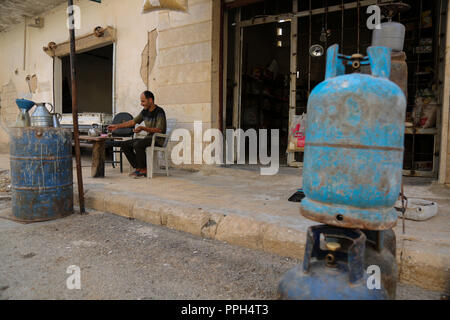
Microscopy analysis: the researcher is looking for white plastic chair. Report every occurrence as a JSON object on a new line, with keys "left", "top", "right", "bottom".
{"left": 145, "top": 118, "right": 177, "bottom": 179}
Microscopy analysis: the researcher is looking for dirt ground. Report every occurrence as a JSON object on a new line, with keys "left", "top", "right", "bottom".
{"left": 0, "top": 199, "right": 443, "bottom": 300}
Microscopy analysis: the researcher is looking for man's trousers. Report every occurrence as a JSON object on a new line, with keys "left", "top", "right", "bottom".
{"left": 121, "top": 137, "right": 161, "bottom": 169}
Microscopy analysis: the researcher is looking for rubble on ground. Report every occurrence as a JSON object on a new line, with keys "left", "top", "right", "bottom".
{"left": 0, "top": 170, "right": 11, "bottom": 193}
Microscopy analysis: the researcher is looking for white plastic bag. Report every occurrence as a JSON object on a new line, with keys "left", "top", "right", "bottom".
{"left": 395, "top": 198, "right": 438, "bottom": 221}
{"left": 142, "top": 0, "right": 187, "bottom": 13}
{"left": 413, "top": 94, "right": 437, "bottom": 128}
{"left": 287, "top": 114, "right": 306, "bottom": 152}
{"left": 420, "top": 103, "right": 437, "bottom": 128}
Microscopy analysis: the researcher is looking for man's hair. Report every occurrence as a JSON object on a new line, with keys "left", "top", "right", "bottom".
{"left": 142, "top": 90, "right": 155, "bottom": 101}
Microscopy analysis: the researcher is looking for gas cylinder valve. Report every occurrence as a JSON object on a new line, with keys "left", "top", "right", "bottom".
{"left": 350, "top": 53, "right": 365, "bottom": 69}
{"left": 325, "top": 242, "right": 341, "bottom": 267}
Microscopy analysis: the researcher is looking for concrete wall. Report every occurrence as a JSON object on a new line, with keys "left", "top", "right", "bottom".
{"left": 150, "top": 0, "right": 213, "bottom": 132}
{"left": 445, "top": 42, "right": 450, "bottom": 185}
{"left": 0, "top": 0, "right": 215, "bottom": 149}
{"left": 440, "top": 4, "right": 450, "bottom": 184}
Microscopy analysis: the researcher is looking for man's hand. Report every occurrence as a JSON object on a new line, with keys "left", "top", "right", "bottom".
{"left": 133, "top": 126, "right": 146, "bottom": 133}
{"left": 107, "top": 124, "right": 119, "bottom": 132}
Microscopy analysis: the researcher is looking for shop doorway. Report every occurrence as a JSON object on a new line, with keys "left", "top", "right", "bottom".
{"left": 239, "top": 22, "right": 291, "bottom": 164}
{"left": 224, "top": 0, "right": 447, "bottom": 177}
{"left": 58, "top": 44, "right": 114, "bottom": 115}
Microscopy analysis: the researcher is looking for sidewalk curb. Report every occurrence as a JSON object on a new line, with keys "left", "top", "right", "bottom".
{"left": 76, "top": 189, "right": 307, "bottom": 261}
{"left": 75, "top": 190, "right": 449, "bottom": 292}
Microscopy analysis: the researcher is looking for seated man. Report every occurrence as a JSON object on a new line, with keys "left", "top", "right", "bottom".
{"left": 107, "top": 91, "right": 166, "bottom": 178}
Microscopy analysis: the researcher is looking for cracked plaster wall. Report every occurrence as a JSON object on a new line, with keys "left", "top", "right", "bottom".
{"left": 0, "top": 0, "right": 214, "bottom": 148}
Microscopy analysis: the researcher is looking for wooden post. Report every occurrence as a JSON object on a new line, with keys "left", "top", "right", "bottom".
{"left": 68, "top": 0, "right": 85, "bottom": 213}
{"left": 232, "top": 8, "right": 242, "bottom": 132}
{"left": 91, "top": 141, "right": 106, "bottom": 178}
{"left": 288, "top": 0, "right": 299, "bottom": 166}
{"left": 222, "top": 10, "right": 228, "bottom": 134}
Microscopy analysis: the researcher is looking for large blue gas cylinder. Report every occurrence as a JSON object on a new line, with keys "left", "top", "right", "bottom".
{"left": 278, "top": 225, "right": 388, "bottom": 300}
{"left": 301, "top": 45, "right": 406, "bottom": 230}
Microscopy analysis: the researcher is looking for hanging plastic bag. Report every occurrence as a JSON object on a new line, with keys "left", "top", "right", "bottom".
{"left": 413, "top": 94, "right": 437, "bottom": 129}
{"left": 287, "top": 114, "right": 307, "bottom": 152}
{"left": 420, "top": 103, "right": 437, "bottom": 128}
{"left": 142, "top": 0, "right": 187, "bottom": 13}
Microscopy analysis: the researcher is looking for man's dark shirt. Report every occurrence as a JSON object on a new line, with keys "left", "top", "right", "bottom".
{"left": 133, "top": 105, "right": 167, "bottom": 144}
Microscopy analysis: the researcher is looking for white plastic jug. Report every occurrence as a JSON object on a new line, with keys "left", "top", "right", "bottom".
{"left": 372, "top": 22, "right": 405, "bottom": 52}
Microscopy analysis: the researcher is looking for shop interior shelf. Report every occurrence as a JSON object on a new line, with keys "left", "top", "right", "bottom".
{"left": 404, "top": 127, "right": 438, "bottom": 135}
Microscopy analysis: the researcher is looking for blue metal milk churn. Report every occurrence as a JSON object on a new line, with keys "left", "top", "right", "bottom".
{"left": 10, "top": 127, "right": 73, "bottom": 222}
{"left": 300, "top": 45, "right": 407, "bottom": 230}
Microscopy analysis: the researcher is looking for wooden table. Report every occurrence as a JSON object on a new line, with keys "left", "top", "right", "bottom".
{"left": 78, "top": 135, "right": 122, "bottom": 178}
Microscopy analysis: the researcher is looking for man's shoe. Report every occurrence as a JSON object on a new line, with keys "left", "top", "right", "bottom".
{"left": 129, "top": 170, "right": 139, "bottom": 177}
{"left": 134, "top": 171, "right": 147, "bottom": 178}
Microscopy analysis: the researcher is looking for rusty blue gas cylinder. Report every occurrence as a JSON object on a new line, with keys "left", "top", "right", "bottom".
{"left": 300, "top": 45, "right": 406, "bottom": 230}
{"left": 9, "top": 127, "right": 73, "bottom": 221}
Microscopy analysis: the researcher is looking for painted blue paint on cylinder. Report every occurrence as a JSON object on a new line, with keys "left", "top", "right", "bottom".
{"left": 278, "top": 225, "right": 389, "bottom": 300}
{"left": 278, "top": 262, "right": 387, "bottom": 300}
{"left": 301, "top": 45, "right": 406, "bottom": 230}
{"left": 9, "top": 127, "right": 73, "bottom": 221}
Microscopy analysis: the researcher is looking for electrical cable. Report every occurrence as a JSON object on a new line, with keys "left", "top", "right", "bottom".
{"left": 308, "top": 0, "right": 312, "bottom": 96}
{"left": 52, "top": 57, "right": 55, "bottom": 107}
{"left": 325, "top": 0, "right": 328, "bottom": 49}
{"left": 357, "top": 0, "right": 360, "bottom": 53}
{"left": 341, "top": 0, "right": 344, "bottom": 51}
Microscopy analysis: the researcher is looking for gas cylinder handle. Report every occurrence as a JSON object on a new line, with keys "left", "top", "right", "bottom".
{"left": 367, "top": 46, "right": 392, "bottom": 79}
{"left": 325, "top": 45, "right": 391, "bottom": 80}
{"left": 325, "top": 45, "right": 345, "bottom": 80}
{"left": 325, "top": 45, "right": 369, "bottom": 79}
